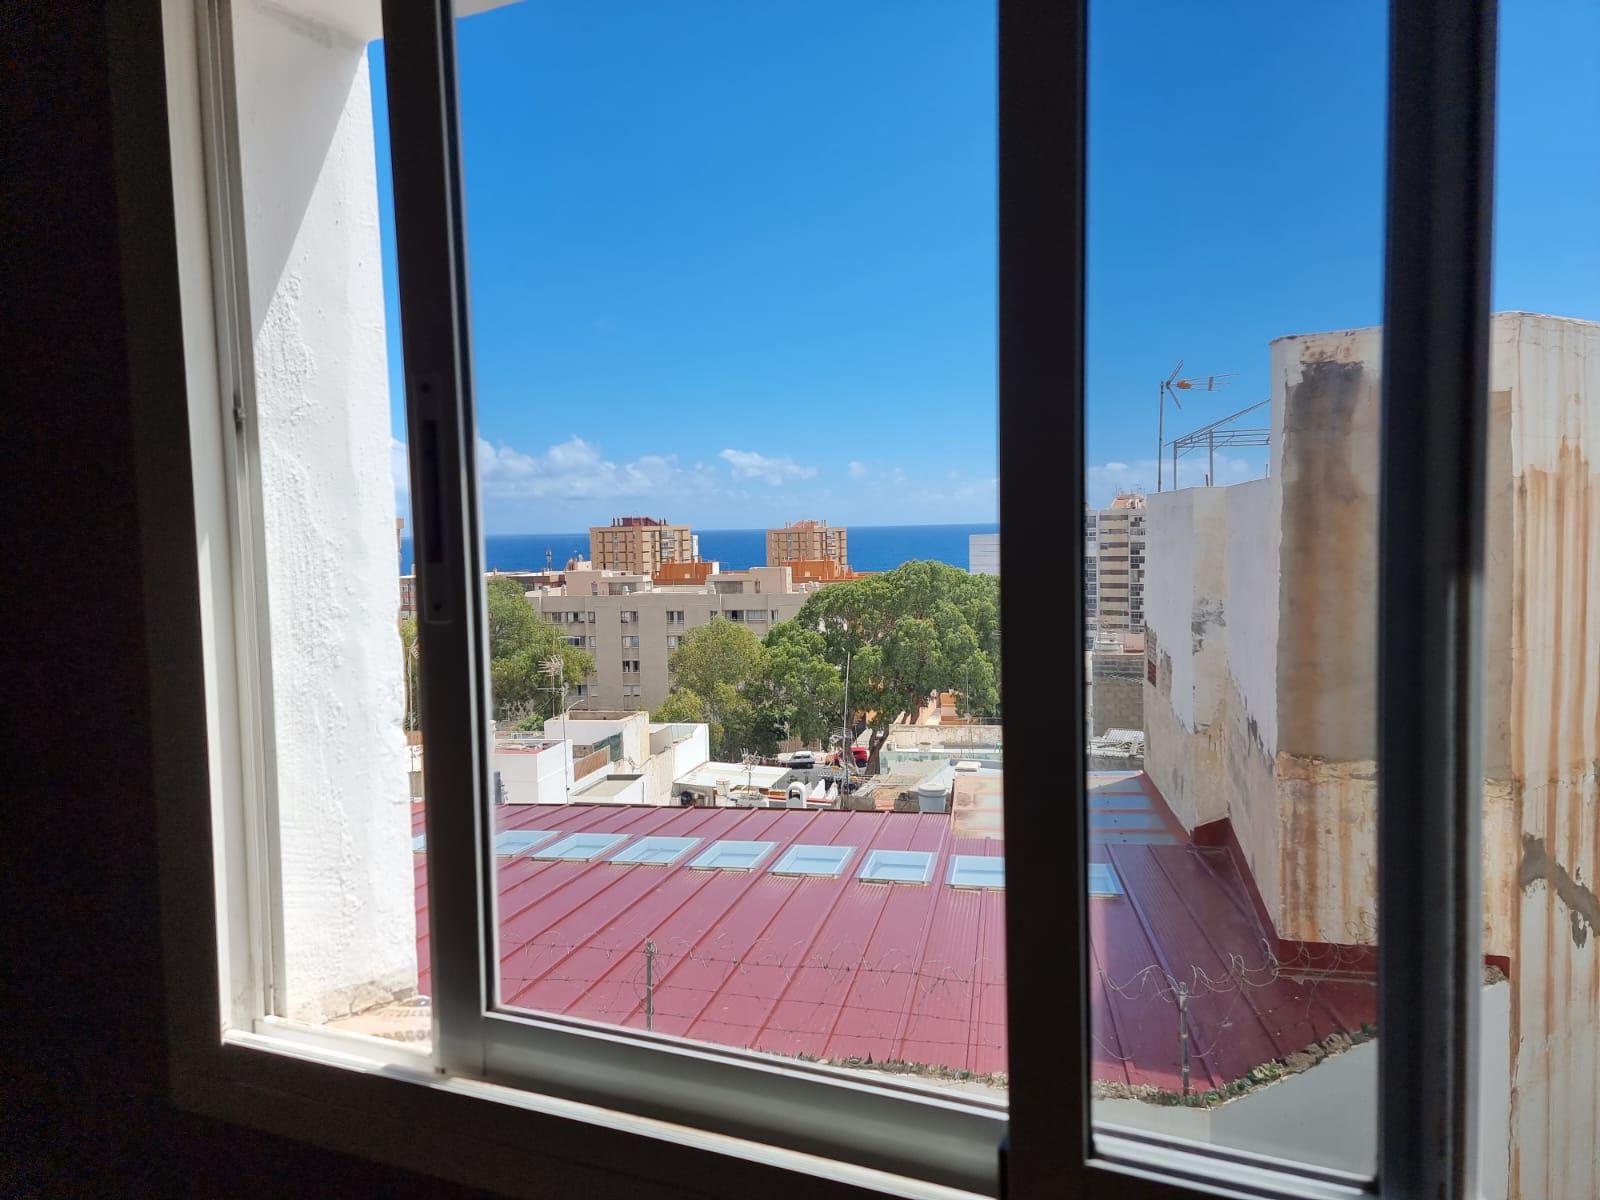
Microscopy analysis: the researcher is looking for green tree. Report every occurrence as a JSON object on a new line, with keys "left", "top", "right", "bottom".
{"left": 484, "top": 575, "right": 593, "bottom": 724}
{"left": 791, "top": 560, "right": 1000, "bottom": 771}
{"left": 754, "top": 621, "right": 844, "bottom": 749}
{"left": 403, "top": 578, "right": 595, "bottom": 729}
{"left": 651, "top": 620, "right": 769, "bottom": 759}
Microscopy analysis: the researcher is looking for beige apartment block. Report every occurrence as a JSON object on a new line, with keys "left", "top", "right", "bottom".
{"left": 589, "top": 516, "right": 696, "bottom": 573}
{"left": 532, "top": 564, "right": 813, "bottom": 712}
{"left": 766, "top": 520, "right": 848, "bottom": 568}
{"left": 1143, "top": 313, "right": 1600, "bottom": 1200}
{"left": 1089, "top": 493, "right": 1147, "bottom": 632}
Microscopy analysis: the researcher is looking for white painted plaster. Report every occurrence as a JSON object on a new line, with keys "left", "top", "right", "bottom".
{"left": 232, "top": 0, "right": 414, "bottom": 1022}
{"left": 493, "top": 740, "right": 574, "bottom": 806}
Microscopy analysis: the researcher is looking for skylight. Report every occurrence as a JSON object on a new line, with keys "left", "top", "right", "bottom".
{"left": 1088, "top": 862, "right": 1125, "bottom": 897}
{"left": 688, "top": 840, "right": 776, "bottom": 870}
{"left": 948, "top": 855, "right": 1005, "bottom": 889}
{"left": 770, "top": 844, "right": 855, "bottom": 877}
{"left": 609, "top": 836, "right": 701, "bottom": 865}
{"left": 495, "top": 830, "right": 559, "bottom": 857}
{"left": 533, "top": 832, "right": 628, "bottom": 861}
{"left": 858, "top": 849, "right": 935, "bottom": 884}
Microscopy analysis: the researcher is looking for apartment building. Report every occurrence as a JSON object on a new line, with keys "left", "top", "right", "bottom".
{"left": 1089, "top": 492, "right": 1147, "bottom": 631}
{"left": 533, "top": 563, "right": 814, "bottom": 711}
{"left": 766, "top": 519, "right": 848, "bottom": 569}
{"left": 968, "top": 531, "right": 999, "bottom": 576}
{"left": 399, "top": 568, "right": 564, "bottom": 622}
{"left": 589, "top": 515, "right": 697, "bottom": 572}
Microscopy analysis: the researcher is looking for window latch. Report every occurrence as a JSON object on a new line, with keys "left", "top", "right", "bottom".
{"left": 232, "top": 389, "right": 246, "bottom": 431}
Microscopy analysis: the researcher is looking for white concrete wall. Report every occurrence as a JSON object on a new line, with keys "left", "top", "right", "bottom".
{"left": 545, "top": 712, "right": 650, "bottom": 769}
{"left": 493, "top": 742, "right": 573, "bottom": 806}
{"left": 233, "top": 0, "right": 415, "bottom": 1023}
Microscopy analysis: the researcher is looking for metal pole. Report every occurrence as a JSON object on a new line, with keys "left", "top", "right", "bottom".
{"left": 843, "top": 651, "right": 851, "bottom": 780}
{"left": 1177, "top": 982, "right": 1190, "bottom": 1097}
{"left": 1156, "top": 382, "right": 1163, "bottom": 492}
{"left": 644, "top": 939, "right": 656, "bottom": 1031}
{"left": 1208, "top": 428, "right": 1215, "bottom": 486}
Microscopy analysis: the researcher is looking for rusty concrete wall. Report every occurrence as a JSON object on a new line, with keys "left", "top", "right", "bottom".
{"left": 1267, "top": 330, "right": 1382, "bottom": 943}
{"left": 1491, "top": 314, "right": 1600, "bottom": 1200}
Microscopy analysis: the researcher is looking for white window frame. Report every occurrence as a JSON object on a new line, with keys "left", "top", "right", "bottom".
{"left": 148, "top": 1, "right": 1499, "bottom": 1199}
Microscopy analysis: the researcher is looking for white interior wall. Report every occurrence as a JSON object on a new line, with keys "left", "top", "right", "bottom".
{"left": 233, "top": 0, "right": 415, "bottom": 1023}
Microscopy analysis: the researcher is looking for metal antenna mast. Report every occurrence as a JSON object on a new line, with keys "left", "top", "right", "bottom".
{"left": 1156, "top": 362, "right": 1233, "bottom": 491}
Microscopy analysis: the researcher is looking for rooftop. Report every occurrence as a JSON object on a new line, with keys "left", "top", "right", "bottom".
{"left": 410, "top": 773, "right": 1377, "bottom": 1094}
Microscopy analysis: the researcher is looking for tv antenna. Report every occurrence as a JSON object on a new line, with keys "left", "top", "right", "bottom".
{"left": 1157, "top": 362, "right": 1233, "bottom": 491}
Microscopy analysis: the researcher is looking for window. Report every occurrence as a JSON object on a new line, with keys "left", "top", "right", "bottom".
{"left": 688, "top": 841, "right": 776, "bottom": 871}
{"left": 770, "top": 844, "right": 855, "bottom": 877}
{"left": 496, "top": 830, "right": 561, "bottom": 857}
{"left": 666, "top": 610, "right": 684, "bottom": 624}
{"left": 1085, "top": 862, "right": 1122, "bottom": 897}
{"left": 620, "top": 635, "right": 639, "bottom": 649}
{"left": 621, "top": 660, "right": 640, "bottom": 674}
{"left": 725, "top": 610, "right": 744, "bottom": 621}
{"left": 666, "top": 636, "right": 680, "bottom": 650}
{"left": 949, "top": 855, "right": 1005, "bottom": 889}
{"left": 610, "top": 836, "right": 701, "bottom": 866}
{"left": 858, "top": 850, "right": 935, "bottom": 884}
{"left": 533, "top": 833, "right": 628, "bottom": 862}
{"left": 151, "top": 0, "right": 1508, "bottom": 1197}
{"left": 619, "top": 610, "right": 638, "bottom": 623}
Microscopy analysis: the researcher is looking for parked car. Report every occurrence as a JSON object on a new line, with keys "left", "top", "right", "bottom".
{"left": 825, "top": 747, "right": 870, "bottom": 767}
{"left": 785, "top": 751, "right": 816, "bottom": 770}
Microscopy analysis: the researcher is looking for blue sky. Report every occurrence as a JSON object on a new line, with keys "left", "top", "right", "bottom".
{"left": 374, "top": 2, "right": 1599, "bottom": 533}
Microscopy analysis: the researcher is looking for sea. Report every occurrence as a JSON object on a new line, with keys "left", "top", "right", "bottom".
{"left": 398, "top": 523, "right": 999, "bottom": 577}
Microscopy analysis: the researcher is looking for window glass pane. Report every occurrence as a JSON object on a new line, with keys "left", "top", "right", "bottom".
{"left": 1478, "top": 6, "right": 1600, "bottom": 1198}
{"left": 409, "top": 0, "right": 1006, "bottom": 1100}
{"left": 1087, "top": 0, "right": 1386, "bottom": 1172}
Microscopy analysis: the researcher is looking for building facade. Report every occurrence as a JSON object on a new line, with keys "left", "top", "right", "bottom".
{"left": 968, "top": 531, "right": 999, "bottom": 576}
{"left": 532, "top": 564, "right": 813, "bottom": 712}
{"left": 1142, "top": 314, "right": 1600, "bottom": 1200}
{"left": 589, "top": 516, "right": 697, "bottom": 572}
{"left": 767, "top": 520, "right": 848, "bottom": 568}
{"left": 1089, "top": 493, "right": 1147, "bottom": 631}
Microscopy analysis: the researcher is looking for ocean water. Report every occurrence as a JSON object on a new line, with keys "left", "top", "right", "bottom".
{"left": 399, "top": 523, "right": 998, "bottom": 576}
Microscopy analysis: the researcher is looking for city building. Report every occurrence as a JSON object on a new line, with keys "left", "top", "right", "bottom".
{"left": 1142, "top": 313, "right": 1599, "bottom": 1199}
{"left": 1089, "top": 493, "right": 1147, "bottom": 631}
{"left": 400, "top": 567, "right": 564, "bottom": 623}
{"left": 767, "top": 519, "right": 848, "bottom": 569}
{"left": 589, "top": 516, "right": 697, "bottom": 572}
{"left": 1083, "top": 510, "right": 1097, "bottom": 627}
{"left": 1089, "top": 629, "right": 1145, "bottom": 737}
{"left": 531, "top": 564, "right": 815, "bottom": 712}
{"left": 968, "top": 531, "right": 999, "bottom": 576}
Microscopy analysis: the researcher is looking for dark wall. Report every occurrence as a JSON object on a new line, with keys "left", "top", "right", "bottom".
{"left": 1, "top": 6, "right": 488, "bottom": 1196}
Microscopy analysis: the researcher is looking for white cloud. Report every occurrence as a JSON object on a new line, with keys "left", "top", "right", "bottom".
{"left": 471, "top": 435, "right": 717, "bottom": 501}
{"left": 718, "top": 447, "right": 818, "bottom": 483}
{"left": 1086, "top": 453, "right": 1265, "bottom": 507}
{"left": 848, "top": 460, "right": 868, "bottom": 480}
{"left": 391, "top": 437, "right": 410, "bottom": 495}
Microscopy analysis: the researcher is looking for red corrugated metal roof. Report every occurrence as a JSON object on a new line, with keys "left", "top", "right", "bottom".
{"left": 410, "top": 772, "right": 1375, "bottom": 1091}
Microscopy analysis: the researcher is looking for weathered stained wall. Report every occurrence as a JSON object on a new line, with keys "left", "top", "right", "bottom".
{"left": 1269, "top": 331, "right": 1381, "bottom": 944}
{"left": 1143, "top": 488, "right": 1230, "bottom": 830}
{"left": 1090, "top": 651, "right": 1145, "bottom": 735}
{"left": 1491, "top": 314, "right": 1600, "bottom": 1200}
